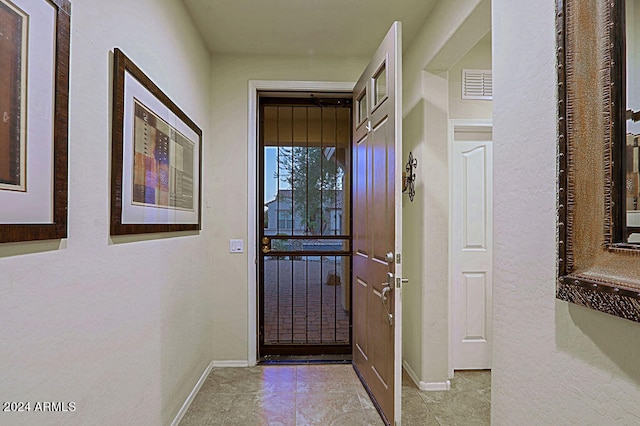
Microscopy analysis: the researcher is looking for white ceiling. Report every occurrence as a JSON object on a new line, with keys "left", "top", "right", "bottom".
{"left": 181, "top": 0, "right": 439, "bottom": 57}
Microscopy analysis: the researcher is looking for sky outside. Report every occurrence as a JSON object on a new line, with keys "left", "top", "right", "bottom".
{"left": 264, "top": 147, "right": 289, "bottom": 203}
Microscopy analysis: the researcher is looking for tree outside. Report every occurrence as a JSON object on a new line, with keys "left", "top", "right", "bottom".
{"left": 276, "top": 146, "right": 343, "bottom": 236}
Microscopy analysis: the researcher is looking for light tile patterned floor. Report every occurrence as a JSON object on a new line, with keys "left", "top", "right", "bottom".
{"left": 401, "top": 370, "right": 491, "bottom": 425}
{"left": 180, "top": 365, "right": 490, "bottom": 425}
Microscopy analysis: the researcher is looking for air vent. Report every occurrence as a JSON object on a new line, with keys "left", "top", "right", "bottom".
{"left": 462, "top": 69, "right": 493, "bottom": 100}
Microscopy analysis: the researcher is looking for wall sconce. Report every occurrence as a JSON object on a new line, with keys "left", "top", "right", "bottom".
{"left": 402, "top": 151, "right": 417, "bottom": 202}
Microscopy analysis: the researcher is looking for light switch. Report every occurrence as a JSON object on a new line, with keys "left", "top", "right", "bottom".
{"left": 229, "top": 239, "right": 244, "bottom": 253}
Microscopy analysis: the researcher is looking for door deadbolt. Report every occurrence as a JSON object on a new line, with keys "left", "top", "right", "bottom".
{"left": 261, "top": 237, "right": 271, "bottom": 254}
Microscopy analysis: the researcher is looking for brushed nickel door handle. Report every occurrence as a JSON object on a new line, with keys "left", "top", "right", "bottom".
{"left": 381, "top": 272, "right": 394, "bottom": 325}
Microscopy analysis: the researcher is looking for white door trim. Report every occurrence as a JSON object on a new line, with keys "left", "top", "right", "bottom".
{"left": 247, "top": 80, "right": 354, "bottom": 365}
{"left": 447, "top": 118, "right": 492, "bottom": 378}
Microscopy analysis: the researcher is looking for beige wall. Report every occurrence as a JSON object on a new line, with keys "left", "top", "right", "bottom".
{"left": 448, "top": 35, "right": 492, "bottom": 120}
{"left": 208, "top": 54, "right": 368, "bottom": 361}
{"left": 401, "top": 97, "right": 427, "bottom": 382}
{"left": 5, "top": 1, "right": 638, "bottom": 423}
{"left": 0, "top": 0, "right": 212, "bottom": 424}
{"left": 492, "top": 0, "right": 640, "bottom": 422}
{"left": 402, "top": 0, "right": 491, "bottom": 388}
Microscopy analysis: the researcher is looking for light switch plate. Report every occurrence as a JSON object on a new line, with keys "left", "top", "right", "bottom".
{"left": 229, "top": 239, "right": 244, "bottom": 253}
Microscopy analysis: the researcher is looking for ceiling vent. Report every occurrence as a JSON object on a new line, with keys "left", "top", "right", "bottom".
{"left": 462, "top": 69, "right": 493, "bottom": 100}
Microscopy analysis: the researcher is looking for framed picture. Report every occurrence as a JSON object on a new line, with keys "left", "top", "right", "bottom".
{"left": 0, "top": 0, "right": 70, "bottom": 243}
{"left": 111, "top": 48, "right": 202, "bottom": 235}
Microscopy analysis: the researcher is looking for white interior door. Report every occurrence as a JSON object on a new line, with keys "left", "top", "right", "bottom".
{"left": 451, "top": 124, "right": 493, "bottom": 370}
{"left": 352, "top": 22, "right": 402, "bottom": 425}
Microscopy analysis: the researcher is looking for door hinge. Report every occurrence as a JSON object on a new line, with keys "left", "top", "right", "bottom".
{"left": 396, "top": 253, "right": 401, "bottom": 264}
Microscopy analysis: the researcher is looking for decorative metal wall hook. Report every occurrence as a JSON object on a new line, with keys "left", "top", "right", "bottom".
{"left": 402, "top": 151, "right": 418, "bottom": 202}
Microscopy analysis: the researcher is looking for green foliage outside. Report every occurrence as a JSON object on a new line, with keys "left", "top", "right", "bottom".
{"left": 276, "top": 146, "right": 343, "bottom": 235}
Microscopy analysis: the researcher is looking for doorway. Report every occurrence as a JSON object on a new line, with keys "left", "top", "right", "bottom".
{"left": 257, "top": 94, "right": 353, "bottom": 360}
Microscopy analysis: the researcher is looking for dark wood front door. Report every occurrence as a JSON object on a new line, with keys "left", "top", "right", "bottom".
{"left": 352, "top": 22, "right": 403, "bottom": 425}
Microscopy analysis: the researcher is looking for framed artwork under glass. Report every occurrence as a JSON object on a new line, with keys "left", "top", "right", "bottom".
{"left": 110, "top": 48, "right": 202, "bottom": 235}
{"left": 0, "top": 0, "right": 70, "bottom": 243}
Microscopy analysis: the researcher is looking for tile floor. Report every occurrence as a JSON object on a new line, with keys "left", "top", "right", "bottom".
{"left": 179, "top": 365, "right": 490, "bottom": 425}
{"left": 401, "top": 369, "right": 491, "bottom": 425}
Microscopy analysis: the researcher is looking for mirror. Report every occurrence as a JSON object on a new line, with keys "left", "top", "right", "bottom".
{"left": 557, "top": 0, "right": 640, "bottom": 323}
{"left": 626, "top": 0, "right": 640, "bottom": 242}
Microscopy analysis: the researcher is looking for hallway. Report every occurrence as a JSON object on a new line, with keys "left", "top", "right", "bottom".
{"left": 179, "top": 365, "right": 490, "bottom": 425}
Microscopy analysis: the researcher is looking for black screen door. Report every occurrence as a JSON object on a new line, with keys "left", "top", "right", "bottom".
{"left": 258, "top": 95, "right": 352, "bottom": 358}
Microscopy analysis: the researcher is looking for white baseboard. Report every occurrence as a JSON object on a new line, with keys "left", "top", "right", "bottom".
{"left": 402, "top": 360, "right": 421, "bottom": 387}
{"left": 402, "top": 360, "right": 451, "bottom": 392}
{"left": 421, "top": 381, "right": 451, "bottom": 391}
{"left": 212, "top": 360, "right": 250, "bottom": 368}
{"left": 171, "top": 361, "right": 214, "bottom": 426}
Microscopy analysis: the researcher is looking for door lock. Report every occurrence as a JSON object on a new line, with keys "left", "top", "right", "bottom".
{"left": 386, "top": 252, "right": 394, "bottom": 263}
{"left": 261, "top": 237, "right": 271, "bottom": 254}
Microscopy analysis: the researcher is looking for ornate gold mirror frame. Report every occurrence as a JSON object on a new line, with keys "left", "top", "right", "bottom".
{"left": 557, "top": 0, "right": 640, "bottom": 322}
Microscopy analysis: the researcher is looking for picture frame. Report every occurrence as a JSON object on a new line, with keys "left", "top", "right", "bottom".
{"left": 557, "top": 0, "right": 640, "bottom": 322}
{"left": 0, "top": 0, "right": 70, "bottom": 244}
{"left": 111, "top": 48, "right": 202, "bottom": 235}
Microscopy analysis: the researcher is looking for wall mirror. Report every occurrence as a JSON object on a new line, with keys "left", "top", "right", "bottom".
{"left": 625, "top": 0, "right": 640, "bottom": 243}
{"left": 557, "top": 0, "right": 640, "bottom": 322}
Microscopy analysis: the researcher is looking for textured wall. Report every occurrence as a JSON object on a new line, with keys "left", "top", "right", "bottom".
{"left": 402, "top": 98, "right": 426, "bottom": 381}
{"left": 208, "top": 54, "right": 368, "bottom": 361}
{"left": 402, "top": 0, "right": 491, "bottom": 387}
{"left": 0, "top": 0, "right": 213, "bottom": 424}
{"left": 448, "top": 36, "right": 492, "bottom": 120}
{"left": 492, "top": 0, "right": 640, "bottom": 423}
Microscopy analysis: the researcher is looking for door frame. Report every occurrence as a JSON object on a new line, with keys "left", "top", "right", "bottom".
{"left": 447, "top": 118, "right": 493, "bottom": 377}
{"left": 247, "top": 80, "right": 355, "bottom": 365}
